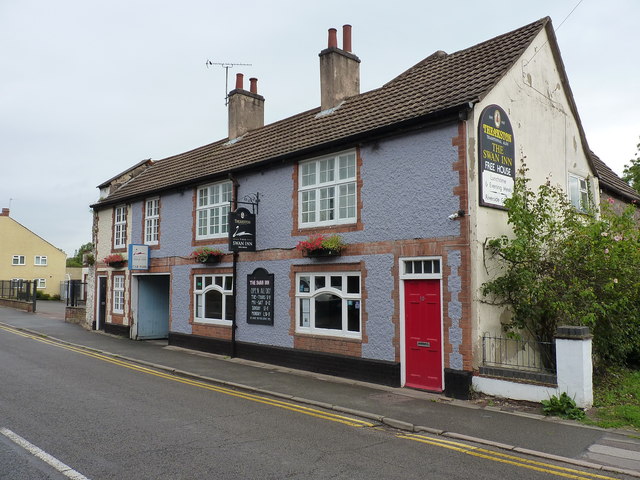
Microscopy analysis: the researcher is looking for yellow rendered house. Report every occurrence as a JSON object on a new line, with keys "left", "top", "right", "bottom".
{"left": 0, "top": 208, "right": 66, "bottom": 296}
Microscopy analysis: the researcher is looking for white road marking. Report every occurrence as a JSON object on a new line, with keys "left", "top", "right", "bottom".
{"left": 1, "top": 427, "right": 90, "bottom": 480}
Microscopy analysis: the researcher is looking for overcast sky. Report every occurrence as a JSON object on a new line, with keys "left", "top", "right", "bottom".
{"left": 1, "top": 0, "right": 639, "bottom": 257}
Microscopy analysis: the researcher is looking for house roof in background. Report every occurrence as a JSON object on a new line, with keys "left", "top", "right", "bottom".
{"left": 94, "top": 18, "right": 549, "bottom": 207}
{"left": 591, "top": 152, "right": 640, "bottom": 202}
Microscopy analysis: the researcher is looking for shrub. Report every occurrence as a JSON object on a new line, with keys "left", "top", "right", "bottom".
{"left": 542, "top": 392, "right": 585, "bottom": 420}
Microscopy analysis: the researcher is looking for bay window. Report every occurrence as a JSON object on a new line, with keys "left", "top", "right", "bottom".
{"left": 194, "top": 274, "right": 234, "bottom": 325}
{"left": 296, "top": 272, "right": 361, "bottom": 338}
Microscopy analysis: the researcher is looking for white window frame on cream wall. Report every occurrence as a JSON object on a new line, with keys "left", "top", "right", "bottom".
{"left": 12, "top": 255, "right": 25, "bottom": 265}
{"left": 113, "top": 275, "right": 125, "bottom": 314}
{"left": 144, "top": 197, "right": 160, "bottom": 245}
{"left": 295, "top": 272, "right": 362, "bottom": 339}
{"left": 298, "top": 150, "right": 357, "bottom": 228}
{"left": 568, "top": 173, "right": 589, "bottom": 212}
{"left": 114, "top": 205, "right": 127, "bottom": 249}
{"left": 34, "top": 256, "right": 47, "bottom": 266}
{"left": 196, "top": 181, "right": 233, "bottom": 240}
{"left": 34, "top": 278, "right": 46, "bottom": 289}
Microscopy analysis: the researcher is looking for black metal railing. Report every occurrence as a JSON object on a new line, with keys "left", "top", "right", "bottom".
{"left": 481, "top": 334, "right": 556, "bottom": 375}
{"left": 0, "top": 280, "right": 37, "bottom": 309}
{"left": 65, "top": 280, "right": 87, "bottom": 307}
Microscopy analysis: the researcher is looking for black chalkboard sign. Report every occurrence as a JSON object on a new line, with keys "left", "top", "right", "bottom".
{"left": 247, "top": 268, "right": 274, "bottom": 325}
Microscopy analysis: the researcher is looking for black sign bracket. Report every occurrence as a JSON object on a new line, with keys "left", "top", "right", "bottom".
{"left": 232, "top": 192, "right": 260, "bottom": 215}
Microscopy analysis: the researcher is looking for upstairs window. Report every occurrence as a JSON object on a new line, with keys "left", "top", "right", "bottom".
{"left": 568, "top": 174, "right": 589, "bottom": 212}
{"left": 196, "top": 181, "right": 232, "bottom": 239}
{"left": 12, "top": 255, "right": 25, "bottom": 265}
{"left": 298, "top": 151, "right": 357, "bottom": 228}
{"left": 34, "top": 256, "right": 47, "bottom": 266}
{"left": 114, "top": 205, "right": 127, "bottom": 249}
{"left": 144, "top": 197, "right": 160, "bottom": 245}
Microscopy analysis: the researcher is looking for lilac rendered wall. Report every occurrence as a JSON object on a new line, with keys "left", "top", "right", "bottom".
{"left": 133, "top": 122, "right": 461, "bottom": 362}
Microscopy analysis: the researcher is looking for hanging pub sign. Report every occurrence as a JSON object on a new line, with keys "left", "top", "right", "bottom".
{"left": 228, "top": 207, "right": 256, "bottom": 252}
{"left": 247, "top": 268, "right": 274, "bottom": 325}
{"left": 128, "top": 244, "right": 149, "bottom": 270}
{"left": 478, "top": 104, "right": 515, "bottom": 209}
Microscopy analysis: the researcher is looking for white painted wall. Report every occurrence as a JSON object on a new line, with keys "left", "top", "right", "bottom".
{"left": 466, "top": 27, "right": 600, "bottom": 361}
{"left": 473, "top": 334, "right": 593, "bottom": 408}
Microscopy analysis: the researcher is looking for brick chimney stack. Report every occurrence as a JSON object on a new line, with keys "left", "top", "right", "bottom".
{"left": 1, "top": 208, "right": 9, "bottom": 217}
{"left": 319, "top": 24, "right": 360, "bottom": 111}
{"left": 228, "top": 73, "right": 265, "bottom": 140}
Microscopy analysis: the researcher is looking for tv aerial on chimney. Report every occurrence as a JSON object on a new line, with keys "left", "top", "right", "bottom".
{"left": 206, "top": 60, "right": 253, "bottom": 106}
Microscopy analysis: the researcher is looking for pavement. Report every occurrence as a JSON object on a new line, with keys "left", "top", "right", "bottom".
{"left": 2, "top": 301, "right": 640, "bottom": 477}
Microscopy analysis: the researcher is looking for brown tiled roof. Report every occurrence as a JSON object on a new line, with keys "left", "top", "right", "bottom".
{"left": 95, "top": 18, "right": 549, "bottom": 207}
{"left": 591, "top": 152, "right": 640, "bottom": 202}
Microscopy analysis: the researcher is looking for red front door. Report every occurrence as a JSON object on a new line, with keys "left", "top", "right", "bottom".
{"left": 404, "top": 279, "right": 442, "bottom": 391}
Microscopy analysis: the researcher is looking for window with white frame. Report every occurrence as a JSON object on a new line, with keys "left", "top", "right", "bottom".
{"left": 299, "top": 151, "right": 357, "bottom": 227}
{"left": 194, "top": 274, "right": 234, "bottom": 325}
{"left": 568, "top": 174, "right": 589, "bottom": 212}
{"left": 114, "top": 205, "right": 127, "bottom": 248}
{"left": 144, "top": 197, "right": 160, "bottom": 245}
{"left": 34, "top": 256, "right": 47, "bottom": 266}
{"left": 296, "top": 272, "right": 361, "bottom": 338}
{"left": 196, "top": 182, "right": 232, "bottom": 239}
{"left": 403, "top": 259, "right": 441, "bottom": 277}
{"left": 34, "top": 278, "right": 46, "bottom": 289}
{"left": 113, "top": 275, "right": 125, "bottom": 314}
{"left": 12, "top": 255, "right": 25, "bottom": 265}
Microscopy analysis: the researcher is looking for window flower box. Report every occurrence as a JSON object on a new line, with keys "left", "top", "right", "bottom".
{"left": 296, "top": 234, "right": 345, "bottom": 258}
{"left": 191, "top": 247, "right": 224, "bottom": 264}
{"left": 103, "top": 254, "right": 127, "bottom": 268}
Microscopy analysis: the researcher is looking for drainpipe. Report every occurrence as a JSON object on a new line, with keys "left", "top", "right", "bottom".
{"left": 229, "top": 173, "right": 240, "bottom": 358}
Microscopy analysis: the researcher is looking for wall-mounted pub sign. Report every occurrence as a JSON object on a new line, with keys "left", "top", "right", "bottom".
{"left": 247, "top": 268, "right": 274, "bottom": 325}
{"left": 128, "top": 244, "right": 149, "bottom": 270}
{"left": 228, "top": 207, "right": 256, "bottom": 252}
{"left": 478, "top": 105, "right": 515, "bottom": 209}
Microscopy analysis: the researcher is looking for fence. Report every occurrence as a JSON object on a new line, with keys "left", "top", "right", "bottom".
{"left": 480, "top": 334, "right": 556, "bottom": 384}
{"left": 474, "top": 327, "right": 593, "bottom": 408}
{"left": 0, "top": 279, "right": 37, "bottom": 311}
{"left": 0, "top": 279, "right": 37, "bottom": 301}
{"left": 64, "top": 280, "right": 87, "bottom": 307}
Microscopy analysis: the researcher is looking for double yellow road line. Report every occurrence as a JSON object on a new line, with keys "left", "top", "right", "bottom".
{"left": 0, "top": 325, "right": 373, "bottom": 428}
{"left": 1, "top": 324, "right": 626, "bottom": 479}
{"left": 398, "top": 433, "right": 622, "bottom": 480}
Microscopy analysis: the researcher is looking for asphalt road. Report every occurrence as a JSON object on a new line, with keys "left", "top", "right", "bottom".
{"left": 0, "top": 323, "right": 635, "bottom": 479}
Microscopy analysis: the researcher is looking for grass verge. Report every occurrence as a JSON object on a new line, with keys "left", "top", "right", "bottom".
{"left": 584, "top": 367, "right": 640, "bottom": 430}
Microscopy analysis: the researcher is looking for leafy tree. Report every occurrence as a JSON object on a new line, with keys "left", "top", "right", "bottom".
{"left": 622, "top": 137, "right": 640, "bottom": 193}
{"left": 66, "top": 242, "right": 94, "bottom": 267}
{"left": 482, "top": 166, "right": 640, "bottom": 366}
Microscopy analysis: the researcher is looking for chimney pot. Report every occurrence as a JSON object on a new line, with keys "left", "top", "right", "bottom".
{"left": 328, "top": 28, "right": 338, "bottom": 48}
{"left": 235, "top": 73, "right": 244, "bottom": 90}
{"left": 342, "top": 25, "right": 352, "bottom": 52}
{"left": 249, "top": 77, "right": 258, "bottom": 94}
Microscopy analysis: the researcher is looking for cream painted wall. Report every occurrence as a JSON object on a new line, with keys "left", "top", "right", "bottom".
{"left": 0, "top": 215, "right": 67, "bottom": 296}
{"left": 466, "top": 28, "right": 600, "bottom": 364}
{"left": 93, "top": 205, "right": 132, "bottom": 326}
